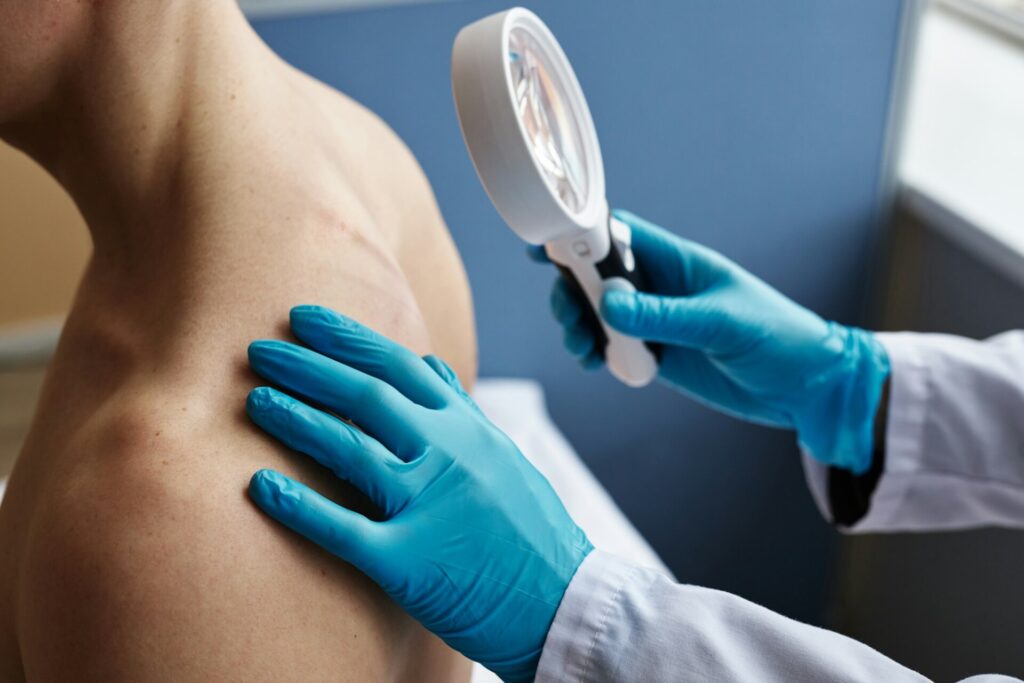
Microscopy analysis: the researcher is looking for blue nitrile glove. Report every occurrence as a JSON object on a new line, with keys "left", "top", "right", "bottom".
{"left": 531, "top": 210, "right": 890, "bottom": 474}
{"left": 245, "top": 305, "right": 593, "bottom": 682}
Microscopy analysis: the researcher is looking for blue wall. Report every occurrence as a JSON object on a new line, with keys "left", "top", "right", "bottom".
{"left": 254, "top": 0, "right": 905, "bottom": 625}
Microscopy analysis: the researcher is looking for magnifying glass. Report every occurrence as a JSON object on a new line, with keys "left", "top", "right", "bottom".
{"left": 452, "top": 7, "right": 658, "bottom": 387}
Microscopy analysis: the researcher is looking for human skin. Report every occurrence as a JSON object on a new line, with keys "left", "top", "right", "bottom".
{"left": 0, "top": 1, "right": 475, "bottom": 681}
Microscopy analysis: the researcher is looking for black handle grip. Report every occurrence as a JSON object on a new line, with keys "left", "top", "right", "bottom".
{"left": 551, "top": 222, "right": 660, "bottom": 363}
{"left": 554, "top": 262, "right": 610, "bottom": 359}
{"left": 595, "top": 233, "right": 646, "bottom": 291}
{"left": 595, "top": 228, "right": 661, "bottom": 362}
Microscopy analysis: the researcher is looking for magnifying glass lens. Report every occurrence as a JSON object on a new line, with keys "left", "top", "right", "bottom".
{"left": 508, "top": 27, "right": 588, "bottom": 213}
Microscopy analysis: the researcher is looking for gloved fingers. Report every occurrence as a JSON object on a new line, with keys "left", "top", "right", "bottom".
{"left": 248, "top": 339, "right": 420, "bottom": 453}
{"left": 422, "top": 354, "right": 482, "bottom": 413}
{"left": 526, "top": 244, "right": 551, "bottom": 263}
{"left": 247, "top": 387, "right": 410, "bottom": 515}
{"left": 550, "top": 276, "right": 587, "bottom": 327}
{"left": 290, "top": 305, "right": 450, "bottom": 409}
{"left": 422, "top": 354, "right": 462, "bottom": 391}
{"left": 563, "top": 324, "right": 596, "bottom": 358}
{"left": 551, "top": 278, "right": 603, "bottom": 365}
{"left": 249, "top": 469, "right": 384, "bottom": 577}
{"left": 612, "top": 209, "right": 730, "bottom": 295}
{"left": 579, "top": 350, "right": 604, "bottom": 371}
{"left": 601, "top": 290, "right": 728, "bottom": 349}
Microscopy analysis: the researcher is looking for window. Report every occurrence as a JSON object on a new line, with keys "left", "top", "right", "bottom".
{"left": 940, "top": 0, "right": 1024, "bottom": 43}
{"left": 898, "top": 0, "right": 1024, "bottom": 272}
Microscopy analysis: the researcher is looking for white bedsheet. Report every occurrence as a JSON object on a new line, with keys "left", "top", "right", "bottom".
{"left": 0, "top": 379, "right": 668, "bottom": 681}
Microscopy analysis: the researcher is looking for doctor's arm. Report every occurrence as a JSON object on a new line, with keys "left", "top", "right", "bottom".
{"left": 539, "top": 211, "right": 1024, "bottom": 532}
{"left": 241, "top": 306, "right": 934, "bottom": 682}
{"left": 539, "top": 549, "right": 927, "bottom": 682}
{"left": 807, "top": 330, "right": 1024, "bottom": 532}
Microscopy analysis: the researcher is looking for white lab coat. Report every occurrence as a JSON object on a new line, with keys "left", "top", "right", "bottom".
{"left": 535, "top": 331, "right": 1024, "bottom": 682}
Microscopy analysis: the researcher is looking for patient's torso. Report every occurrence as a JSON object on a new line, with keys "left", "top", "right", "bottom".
{"left": 0, "top": 74, "right": 475, "bottom": 682}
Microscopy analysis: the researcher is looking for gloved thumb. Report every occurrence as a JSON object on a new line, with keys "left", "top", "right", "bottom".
{"left": 601, "top": 290, "right": 725, "bottom": 349}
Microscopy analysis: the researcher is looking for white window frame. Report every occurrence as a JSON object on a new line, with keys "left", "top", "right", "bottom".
{"left": 239, "top": 0, "right": 458, "bottom": 20}
{"left": 938, "top": 0, "right": 1024, "bottom": 44}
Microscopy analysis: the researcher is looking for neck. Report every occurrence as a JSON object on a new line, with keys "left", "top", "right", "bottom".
{"left": 7, "top": 1, "right": 303, "bottom": 256}
{"left": 5, "top": 2, "right": 413, "bottom": 383}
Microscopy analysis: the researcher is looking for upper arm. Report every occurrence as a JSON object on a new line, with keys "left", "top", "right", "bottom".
{"left": 17, "top": 432, "right": 463, "bottom": 682}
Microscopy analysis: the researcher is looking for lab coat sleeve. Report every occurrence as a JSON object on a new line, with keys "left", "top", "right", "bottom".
{"left": 535, "top": 550, "right": 931, "bottom": 683}
{"left": 803, "top": 331, "right": 1024, "bottom": 532}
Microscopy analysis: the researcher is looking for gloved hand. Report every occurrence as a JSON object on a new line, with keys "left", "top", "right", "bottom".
{"left": 534, "top": 210, "right": 890, "bottom": 474}
{"left": 245, "top": 305, "right": 593, "bottom": 682}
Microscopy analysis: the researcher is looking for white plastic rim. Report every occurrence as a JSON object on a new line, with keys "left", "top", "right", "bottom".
{"left": 452, "top": 7, "right": 608, "bottom": 245}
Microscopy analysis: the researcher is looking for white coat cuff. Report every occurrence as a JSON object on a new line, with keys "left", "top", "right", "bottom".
{"left": 535, "top": 549, "right": 638, "bottom": 683}
{"left": 802, "top": 332, "right": 926, "bottom": 532}
{"left": 863, "top": 332, "right": 930, "bottom": 527}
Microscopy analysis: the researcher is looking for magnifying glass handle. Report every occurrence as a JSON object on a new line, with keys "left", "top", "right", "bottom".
{"left": 546, "top": 217, "right": 660, "bottom": 388}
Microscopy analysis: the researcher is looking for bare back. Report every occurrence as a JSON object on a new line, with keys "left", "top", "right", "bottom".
{"left": 0, "top": 43, "right": 475, "bottom": 683}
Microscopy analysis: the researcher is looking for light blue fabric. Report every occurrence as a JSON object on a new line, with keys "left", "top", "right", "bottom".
{"left": 246, "top": 305, "right": 593, "bottom": 682}
{"left": 543, "top": 211, "right": 891, "bottom": 473}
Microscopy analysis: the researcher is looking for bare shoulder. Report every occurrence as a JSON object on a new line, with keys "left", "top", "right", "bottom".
{"left": 292, "top": 69, "right": 478, "bottom": 384}
{"left": 15, "top": 401, "right": 464, "bottom": 682}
